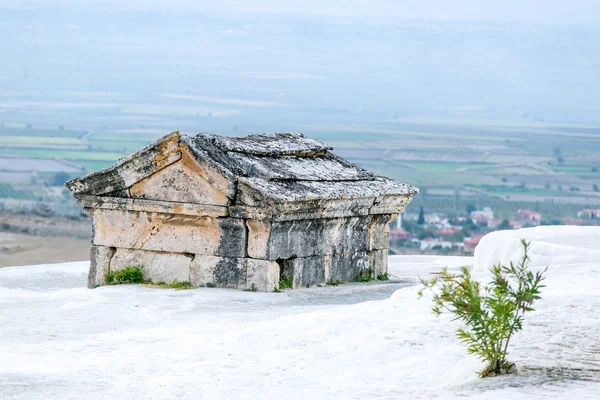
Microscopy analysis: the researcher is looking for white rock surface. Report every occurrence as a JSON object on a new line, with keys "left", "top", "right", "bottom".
{"left": 0, "top": 246, "right": 599, "bottom": 399}
{"left": 474, "top": 226, "right": 600, "bottom": 271}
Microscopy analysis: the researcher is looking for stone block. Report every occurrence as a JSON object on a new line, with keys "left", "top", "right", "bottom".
{"left": 276, "top": 251, "right": 380, "bottom": 288}
{"left": 246, "top": 259, "right": 280, "bottom": 292}
{"left": 189, "top": 256, "right": 278, "bottom": 291}
{"left": 91, "top": 209, "right": 246, "bottom": 257}
{"left": 89, "top": 245, "right": 116, "bottom": 288}
{"left": 328, "top": 252, "right": 371, "bottom": 283}
{"left": 285, "top": 256, "right": 327, "bottom": 288}
{"left": 369, "top": 250, "right": 388, "bottom": 278}
{"left": 370, "top": 194, "right": 412, "bottom": 215}
{"left": 109, "top": 248, "right": 192, "bottom": 284}
{"left": 369, "top": 214, "right": 394, "bottom": 250}
{"left": 190, "top": 256, "right": 246, "bottom": 289}
{"left": 247, "top": 217, "right": 371, "bottom": 260}
{"left": 246, "top": 220, "right": 270, "bottom": 259}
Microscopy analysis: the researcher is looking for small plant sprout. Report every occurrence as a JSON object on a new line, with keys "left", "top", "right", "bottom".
{"left": 418, "top": 239, "right": 547, "bottom": 377}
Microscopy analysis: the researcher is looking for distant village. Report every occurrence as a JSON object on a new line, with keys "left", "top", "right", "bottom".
{"left": 390, "top": 206, "right": 600, "bottom": 255}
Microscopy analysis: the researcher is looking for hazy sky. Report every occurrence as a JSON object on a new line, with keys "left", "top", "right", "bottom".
{"left": 4, "top": 0, "right": 600, "bottom": 25}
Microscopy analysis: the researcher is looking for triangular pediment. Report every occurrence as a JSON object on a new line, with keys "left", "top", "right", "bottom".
{"left": 128, "top": 150, "right": 229, "bottom": 206}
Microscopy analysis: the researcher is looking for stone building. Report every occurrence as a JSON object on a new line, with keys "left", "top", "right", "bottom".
{"left": 66, "top": 131, "right": 418, "bottom": 291}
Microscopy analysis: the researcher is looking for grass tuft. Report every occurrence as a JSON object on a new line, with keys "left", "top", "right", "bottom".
{"left": 377, "top": 273, "right": 390, "bottom": 281}
{"left": 279, "top": 275, "right": 294, "bottom": 289}
{"left": 144, "top": 280, "right": 193, "bottom": 290}
{"left": 104, "top": 266, "right": 144, "bottom": 285}
{"left": 352, "top": 268, "right": 374, "bottom": 283}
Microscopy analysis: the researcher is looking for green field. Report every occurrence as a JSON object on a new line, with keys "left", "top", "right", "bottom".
{"left": 1, "top": 122, "right": 600, "bottom": 217}
{"left": 0, "top": 182, "right": 41, "bottom": 200}
{"left": 0, "top": 127, "right": 86, "bottom": 138}
{"left": 0, "top": 148, "right": 126, "bottom": 161}
{"left": 401, "top": 161, "right": 478, "bottom": 173}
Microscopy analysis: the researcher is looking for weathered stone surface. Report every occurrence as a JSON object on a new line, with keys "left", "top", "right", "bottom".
{"left": 369, "top": 250, "right": 388, "bottom": 278}
{"left": 246, "top": 220, "right": 270, "bottom": 259}
{"left": 190, "top": 256, "right": 247, "bottom": 289}
{"left": 89, "top": 245, "right": 116, "bottom": 288}
{"left": 129, "top": 151, "right": 230, "bottom": 206}
{"left": 281, "top": 256, "right": 327, "bottom": 288}
{"left": 370, "top": 194, "right": 413, "bottom": 215}
{"left": 189, "top": 256, "right": 245, "bottom": 288}
{"left": 280, "top": 250, "right": 386, "bottom": 288}
{"left": 236, "top": 177, "right": 417, "bottom": 207}
{"left": 199, "top": 132, "right": 332, "bottom": 156}
{"left": 328, "top": 252, "right": 371, "bottom": 283}
{"left": 92, "top": 209, "right": 246, "bottom": 257}
{"left": 369, "top": 214, "right": 395, "bottom": 250}
{"left": 77, "top": 195, "right": 228, "bottom": 217}
{"left": 245, "top": 259, "right": 279, "bottom": 292}
{"left": 226, "top": 152, "right": 374, "bottom": 182}
{"left": 110, "top": 248, "right": 192, "bottom": 283}
{"left": 189, "top": 256, "right": 278, "bottom": 291}
{"left": 189, "top": 256, "right": 219, "bottom": 287}
{"left": 231, "top": 198, "right": 375, "bottom": 220}
{"left": 247, "top": 217, "right": 371, "bottom": 260}
{"left": 212, "top": 257, "right": 246, "bottom": 288}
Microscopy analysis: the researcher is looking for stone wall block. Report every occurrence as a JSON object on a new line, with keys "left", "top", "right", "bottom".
{"left": 246, "top": 259, "right": 280, "bottom": 292}
{"left": 92, "top": 209, "right": 246, "bottom": 257}
{"left": 328, "top": 252, "right": 370, "bottom": 283}
{"left": 369, "top": 250, "right": 388, "bottom": 278}
{"left": 189, "top": 256, "right": 220, "bottom": 287}
{"left": 246, "top": 219, "right": 271, "bottom": 259}
{"left": 89, "top": 245, "right": 116, "bottom": 288}
{"left": 109, "top": 249, "right": 192, "bottom": 284}
{"left": 369, "top": 214, "right": 395, "bottom": 251}
{"left": 266, "top": 217, "right": 370, "bottom": 260}
{"left": 212, "top": 257, "right": 247, "bottom": 289}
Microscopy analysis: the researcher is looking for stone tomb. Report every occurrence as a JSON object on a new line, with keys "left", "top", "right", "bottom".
{"left": 66, "top": 132, "right": 418, "bottom": 291}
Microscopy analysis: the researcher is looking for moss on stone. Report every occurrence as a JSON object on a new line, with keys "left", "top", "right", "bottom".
{"left": 104, "top": 266, "right": 144, "bottom": 285}
{"left": 144, "top": 280, "right": 193, "bottom": 290}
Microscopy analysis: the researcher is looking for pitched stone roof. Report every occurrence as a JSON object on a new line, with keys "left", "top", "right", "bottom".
{"left": 66, "top": 131, "right": 418, "bottom": 210}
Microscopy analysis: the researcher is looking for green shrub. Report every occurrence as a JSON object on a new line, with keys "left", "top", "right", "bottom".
{"left": 419, "top": 240, "right": 546, "bottom": 377}
{"left": 326, "top": 280, "right": 344, "bottom": 286}
{"left": 279, "top": 275, "right": 294, "bottom": 289}
{"left": 104, "top": 266, "right": 144, "bottom": 285}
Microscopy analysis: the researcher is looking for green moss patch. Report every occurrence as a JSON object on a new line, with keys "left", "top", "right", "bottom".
{"left": 104, "top": 266, "right": 144, "bottom": 285}
{"left": 352, "top": 268, "right": 374, "bottom": 283}
{"left": 278, "top": 275, "right": 294, "bottom": 289}
{"left": 143, "top": 280, "right": 193, "bottom": 290}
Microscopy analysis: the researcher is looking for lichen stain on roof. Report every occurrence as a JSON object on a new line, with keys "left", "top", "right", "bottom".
{"left": 202, "top": 132, "right": 332, "bottom": 156}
